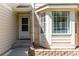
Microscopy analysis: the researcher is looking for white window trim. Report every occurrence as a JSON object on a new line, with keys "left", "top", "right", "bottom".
{"left": 40, "top": 13, "right": 46, "bottom": 34}
{"left": 52, "top": 11, "right": 71, "bottom": 35}
{"left": 21, "top": 17, "right": 29, "bottom": 31}
{"left": 52, "top": 31, "right": 71, "bottom": 36}
{"left": 19, "top": 16, "right": 29, "bottom": 32}
{"left": 21, "top": 17, "right": 29, "bottom": 32}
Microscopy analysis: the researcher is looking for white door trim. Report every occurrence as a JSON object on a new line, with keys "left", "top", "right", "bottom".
{"left": 19, "top": 14, "right": 30, "bottom": 39}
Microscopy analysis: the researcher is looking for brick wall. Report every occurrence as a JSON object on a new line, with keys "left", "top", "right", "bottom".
{"left": 29, "top": 47, "right": 79, "bottom": 56}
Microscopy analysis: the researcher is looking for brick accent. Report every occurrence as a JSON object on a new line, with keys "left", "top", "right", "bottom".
{"left": 29, "top": 47, "right": 79, "bottom": 56}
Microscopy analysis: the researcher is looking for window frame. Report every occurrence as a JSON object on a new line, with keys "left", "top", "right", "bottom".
{"left": 52, "top": 11, "right": 71, "bottom": 35}
{"left": 21, "top": 17, "right": 29, "bottom": 31}
{"left": 40, "top": 13, "right": 46, "bottom": 34}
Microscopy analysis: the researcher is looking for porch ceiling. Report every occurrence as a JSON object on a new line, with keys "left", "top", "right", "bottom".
{"left": 6, "top": 3, "right": 32, "bottom": 12}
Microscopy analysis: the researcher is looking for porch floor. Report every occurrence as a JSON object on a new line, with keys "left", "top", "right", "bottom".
{"left": 3, "top": 40, "right": 79, "bottom": 56}
{"left": 3, "top": 40, "right": 32, "bottom": 56}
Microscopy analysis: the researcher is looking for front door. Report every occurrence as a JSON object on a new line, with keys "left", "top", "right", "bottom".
{"left": 19, "top": 15, "right": 30, "bottom": 39}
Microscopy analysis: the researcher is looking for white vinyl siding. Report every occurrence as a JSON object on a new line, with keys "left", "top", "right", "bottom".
{"left": 0, "top": 4, "right": 16, "bottom": 55}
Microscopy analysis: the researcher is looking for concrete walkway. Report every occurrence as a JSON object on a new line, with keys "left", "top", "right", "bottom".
{"left": 3, "top": 40, "right": 32, "bottom": 56}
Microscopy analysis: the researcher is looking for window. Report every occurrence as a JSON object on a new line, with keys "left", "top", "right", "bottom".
{"left": 21, "top": 18, "right": 28, "bottom": 31}
{"left": 41, "top": 13, "right": 46, "bottom": 33}
{"left": 52, "top": 11, "right": 70, "bottom": 34}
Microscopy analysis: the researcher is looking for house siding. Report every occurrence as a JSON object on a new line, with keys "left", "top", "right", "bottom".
{"left": 0, "top": 3, "right": 78, "bottom": 54}
{"left": 76, "top": 11, "right": 79, "bottom": 46}
{"left": 0, "top": 4, "right": 16, "bottom": 55}
{"left": 33, "top": 13, "right": 40, "bottom": 46}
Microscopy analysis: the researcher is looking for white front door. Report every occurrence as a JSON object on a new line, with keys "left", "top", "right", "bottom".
{"left": 19, "top": 15, "right": 30, "bottom": 39}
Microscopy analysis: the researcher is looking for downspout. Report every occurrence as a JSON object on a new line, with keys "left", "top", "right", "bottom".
{"left": 75, "top": 10, "right": 77, "bottom": 48}
{"left": 32, "top": 3, "right": 35, "bottom": 44}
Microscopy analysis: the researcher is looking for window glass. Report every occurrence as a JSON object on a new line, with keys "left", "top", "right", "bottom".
{"left": 21, "top": 17, "right": 28, "bottom": 31}
{"left": 52, "top": 11, "right": 70, "bottom": 33}
{"left": 22, "top": 25, "right": 28, "bottom": 31}
{"left": 41, "top": 13, "right": 46, "bottom": 33}
{"left": 22, "top": 18, "right": 28, "bottom": 24}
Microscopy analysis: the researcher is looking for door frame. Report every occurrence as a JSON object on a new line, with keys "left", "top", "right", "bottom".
{"left": 19, "top": 14, "right": 30, "bottom": 39}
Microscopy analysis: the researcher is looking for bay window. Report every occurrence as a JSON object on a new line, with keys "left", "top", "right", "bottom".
{"left": 41, "top": 13, "right": 46, "bottom": 33}
{"left": 52, "top": 11, "right": 70, "bottom": 34}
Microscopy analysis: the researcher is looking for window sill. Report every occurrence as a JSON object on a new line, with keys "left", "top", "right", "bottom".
{"left": 52, "top": 33, "right": 71, "bottom": 36}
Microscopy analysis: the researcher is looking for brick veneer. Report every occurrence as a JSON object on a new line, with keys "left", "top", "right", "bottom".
{"left": 29, "top": 47, "right": 79, "bottom": 56}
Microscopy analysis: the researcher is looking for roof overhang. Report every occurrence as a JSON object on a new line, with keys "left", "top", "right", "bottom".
{"left": 9, "top": 3, "right": 33, "bottom": 12}
{"left": 14, "top": 7, "right": 32, "bottom": 12}
{"left": 35, "top": 3, "right": 79, "bottom": 13}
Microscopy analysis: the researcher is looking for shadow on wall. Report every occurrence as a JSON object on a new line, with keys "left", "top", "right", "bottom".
{"left": 76, "top": 12, "right": 79, "bottom": 47}
{"left": 33, "top": 12, "right": 50, "bottom": 49}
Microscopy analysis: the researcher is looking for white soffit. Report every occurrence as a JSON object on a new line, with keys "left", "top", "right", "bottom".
{"left": 15, "top": 7, "right": 32, "bottom": 12}
{"left": 6, "top": 3, "right": 32, "bottom": 12}
{"left": 15, "top": 3, "right": 32, "bottom": 12}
